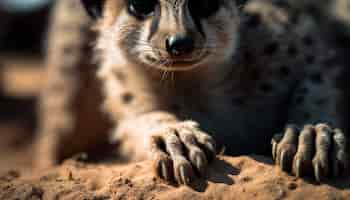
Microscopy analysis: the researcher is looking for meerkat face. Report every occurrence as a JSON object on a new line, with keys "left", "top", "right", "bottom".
{"left": 84, "top": 0, "right": 240, "bottom": 71}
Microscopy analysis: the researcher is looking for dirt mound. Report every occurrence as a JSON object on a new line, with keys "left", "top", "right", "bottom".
{"left": 1, "top": 156, "right": 349, "bottom": 200}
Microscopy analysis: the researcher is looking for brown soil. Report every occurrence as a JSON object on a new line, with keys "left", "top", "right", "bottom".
{"left": 0, "top": 123, "right": 349, "bottom": 200}
{"left": 1, "top": 155, "right": 350, "bottom": 200}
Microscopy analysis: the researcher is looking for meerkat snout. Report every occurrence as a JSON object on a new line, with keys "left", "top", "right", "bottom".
{"left": 165, "top": 34, "right": 195, "bottom": 57}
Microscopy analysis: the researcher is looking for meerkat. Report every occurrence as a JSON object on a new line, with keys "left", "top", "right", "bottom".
{"left": 36, "top": 0, "right": 348, "bottom": 185}
{"left": 35, "top": 0, "right": 111, "bottom": 167}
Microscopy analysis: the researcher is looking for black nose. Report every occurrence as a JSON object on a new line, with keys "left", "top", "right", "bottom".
{"left": 166, "top": 35, "right": 195, "bottom": 57}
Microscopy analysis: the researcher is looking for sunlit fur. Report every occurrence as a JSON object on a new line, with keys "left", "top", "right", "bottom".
{"left": 96, "top": 0, "right": 240, "bottom": 73}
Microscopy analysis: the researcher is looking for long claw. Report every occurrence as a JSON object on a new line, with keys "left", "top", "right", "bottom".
{"left": 272, "top": 141, "right": 278, "bottom": 161}
{"left": 161, "top": 162, "right": 170, "bottom": 181}
{"left": 294, "top": 158, "right": 302, "bottom": 178}
{"left": 179, "top": 166, "right": 190, "bottom": 185}
{"left": 206, "top": 142, "right": 216, "bottom": 155}
{"left": 314, "top": 162, "right": 322, "bottom": 183}
{"left": 195, "top": 155, "right": 207, "bottom": 175}
{"left": 280, "top": 150, "right": 288, "bottom": 172}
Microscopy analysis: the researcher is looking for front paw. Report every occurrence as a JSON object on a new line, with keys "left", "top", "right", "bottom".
{"left": 147, "top": 121, "right": 216, "bottom": 185}
{"left": 272, "top": 124, "right": 347, "bottom": 182}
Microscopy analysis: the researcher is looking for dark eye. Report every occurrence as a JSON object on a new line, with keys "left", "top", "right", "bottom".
{"left": 188, "top": 0, "right": 220, "bottom": 18}
{"left": 128, "top": 0, "right": 158, "bottom": 19}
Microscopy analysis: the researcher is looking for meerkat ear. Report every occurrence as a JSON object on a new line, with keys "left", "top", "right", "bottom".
{"left": 80, "top": 0, "right": 104, "bottom": 18}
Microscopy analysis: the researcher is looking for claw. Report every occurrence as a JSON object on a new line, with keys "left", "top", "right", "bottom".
{"left": 280, "top": 150, "right": 288, "bottom": 172}
{"left": 161, "top": 162, "right": 169, "bottom": 181}
{"left": 280, "top": 146, "right": 296, "bottom": 173}
{"left": 195, "top": 155, "right": 207, "bottom": 175}
{"left": 205, "top": 142, "right": 217, "bottom": 161}
{"left": 294, "top": 158, "right": 302, "bottom": 178}
{"left": 272, "top": 133, "right": 284, "bottom": 161}
{"left": 333, "top": 129, "right": 347, "bottom": 177}
{"left": 314, "top": 159, "right": 329, "bottom": 183}
{"left": 333, "top": 157, "right": 346, "bottom": 177}
{"left": 272, "top": 141, "right": 278, "bottom": 161}
{"left": 179, "top": 165, "right": 190, "bottom": 185}
{"left": 207, "top": 142, "right": 215, "bottom": 154}
{"left": 314, "top": 162, "right": 322, "bottom": 183}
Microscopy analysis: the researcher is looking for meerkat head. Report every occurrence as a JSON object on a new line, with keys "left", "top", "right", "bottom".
{"left": 82, "top": 0, "right": 242, "bottom": 72}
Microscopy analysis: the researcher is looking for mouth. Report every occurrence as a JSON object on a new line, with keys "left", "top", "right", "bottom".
{"left": 146, "top": 52, "right": 209, "bottom": 72}
{"left": 153, "top": 59, "right": 202, "bottom": 71}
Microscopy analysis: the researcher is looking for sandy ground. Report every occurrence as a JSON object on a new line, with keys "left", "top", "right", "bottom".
{"left": 1, "top": 155, "right": 350, "bottom": 200}
{"left": 0, "top": 124, "right": 350, "bottom": 200}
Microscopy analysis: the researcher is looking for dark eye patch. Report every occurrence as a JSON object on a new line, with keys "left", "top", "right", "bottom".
{"left": 188, "top": 0, "right": 221, "bottom": 18}
{"left": 127, "top": 0, "right": 158, "bottom": 20}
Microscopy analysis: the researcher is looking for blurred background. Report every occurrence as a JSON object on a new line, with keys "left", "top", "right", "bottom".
{"left": 0, "top": 0, "right": 53, "bottom": 172}
{"left": 0, "top": 0, "right": 349, "bottom": 173}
